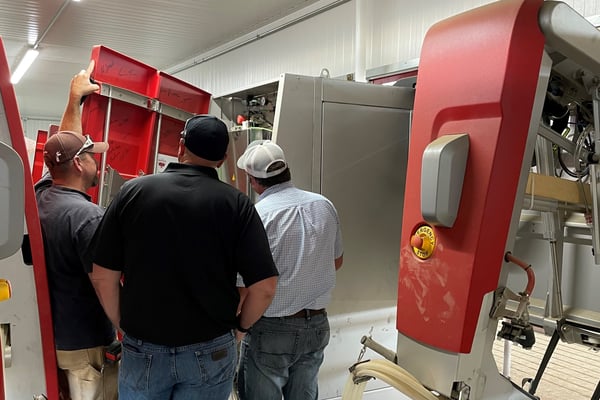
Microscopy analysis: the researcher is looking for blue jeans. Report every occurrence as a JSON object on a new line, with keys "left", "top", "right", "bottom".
{"left": 119, "top": 332, "right": 236, "bottom": 400}
{"left": 237, "top": 313, "right": 330, "bottom": 400}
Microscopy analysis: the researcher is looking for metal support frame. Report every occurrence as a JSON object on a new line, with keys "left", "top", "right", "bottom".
{"left": 537, "top": 123, "right": 598, "bottom": 164}
{"left": 523, "top": 83, "right": 600, "bottom": 397}
{"left": 527, "top": 329, "right": 560, "bottom": 396}
{"left": 591, "top": 379, "right": 600, "bottom": 400}
{"left": 93, "top": 82, "right": 196, "bottom": 202}
{"left": 533, "top": 131, "right": 565, "bottom": 327}
{"left": 96, "top": 82, "right": 195, "bottom": 122}
{"left": 591, "top": 87, "right": 600, "bottom": 263}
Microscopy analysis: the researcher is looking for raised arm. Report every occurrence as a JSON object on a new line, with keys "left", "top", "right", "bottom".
{"left": 59, "top": 60, "right": 100, "bottom": 133}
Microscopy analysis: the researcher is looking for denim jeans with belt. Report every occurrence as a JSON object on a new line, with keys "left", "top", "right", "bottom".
{"left": 237, "top": 313, "right": 330, "bottom": 400}
{"left": 119, "top": 331, "right": 236, "bottom": 400}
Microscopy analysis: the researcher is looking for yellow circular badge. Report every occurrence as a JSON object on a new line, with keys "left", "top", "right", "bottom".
{"left": 411, "top": 225, "right": 436, "bottom": 259}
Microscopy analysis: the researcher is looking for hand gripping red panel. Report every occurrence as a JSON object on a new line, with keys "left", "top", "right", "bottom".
{"left": 397, "top": 0, "right": 545, "bottom": 353}
{"left": 90, "top": 45, "right": 159, "bottom": 96}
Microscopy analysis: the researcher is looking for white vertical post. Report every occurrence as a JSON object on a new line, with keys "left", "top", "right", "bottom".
{"left": 502, "top": 338, "right": 512, "bottom": 378}
{"left": 354, "top": 0, "right": 366, "bottom": 82}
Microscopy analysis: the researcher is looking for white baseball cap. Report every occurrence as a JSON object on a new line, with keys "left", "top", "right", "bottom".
{"left": 236, "top": 140, "right": 287, "bottom": 178}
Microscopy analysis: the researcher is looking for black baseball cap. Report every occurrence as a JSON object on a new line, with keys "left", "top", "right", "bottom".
{"left": 181, "top": 115, "right": 229, "bottom": 161}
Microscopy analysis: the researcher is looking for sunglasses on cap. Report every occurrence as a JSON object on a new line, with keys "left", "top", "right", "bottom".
{"left": 180, "top": 116, "right": 198, "bottom": 139}
{"left": 74, "top": 135, "right": 94, "bottom": 158}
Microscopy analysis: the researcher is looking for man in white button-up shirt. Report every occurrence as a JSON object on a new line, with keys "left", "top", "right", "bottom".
{"left": 236, "top": 140, "right": 343, "bottom": 400}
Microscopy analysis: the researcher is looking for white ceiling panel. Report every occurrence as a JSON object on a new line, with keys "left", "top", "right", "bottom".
{"left": 0, "top": 0, "right": 322, "bottom": 118}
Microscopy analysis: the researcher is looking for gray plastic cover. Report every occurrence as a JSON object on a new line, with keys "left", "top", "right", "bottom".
{"left": 0, "top": 141, "right": 24, "bottom": 259}
{"left": 421, "top": 133, "right": 469, "bottom": 227}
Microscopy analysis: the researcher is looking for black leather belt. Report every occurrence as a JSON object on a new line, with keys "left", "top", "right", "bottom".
{"left": 282, "top": 309, "right": 326, "bottom": 319}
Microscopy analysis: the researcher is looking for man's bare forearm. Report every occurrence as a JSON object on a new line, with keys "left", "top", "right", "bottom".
{"left": 335, "top": 255, "right": 343, "bottom": 271}
{"left": 59, "top": 60, "right": 100, "bottom": 133}
{"left": 90, "top": 264, "right": 122, "bottom": 330}
{"left": 238, "top": 276, "right": 277, "bottom": 330}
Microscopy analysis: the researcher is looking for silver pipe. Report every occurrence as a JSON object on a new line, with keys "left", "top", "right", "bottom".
{"left": 589, "top": 87, "right": 600, "bottom": 264}
{"left": 98, "top": 94, "right": 113, "bottom": 207}
{"left": 549, "top": 240, "right": 564, "bottom": 320}
{"left": 33, "top": 0, "right": 71, "bottom": 48}
{"left": 152, "top": 114, "right": 163, "bottom": 174}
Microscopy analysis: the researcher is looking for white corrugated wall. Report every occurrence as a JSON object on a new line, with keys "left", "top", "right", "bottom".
{"left": 172, "top": 0, "right": 355, "bottom": 97}
{"left": 21, "top": 118, "right": 59, "bottom": 140}
{"left": 170, "top": 0, "right": 600, "bottom": 97}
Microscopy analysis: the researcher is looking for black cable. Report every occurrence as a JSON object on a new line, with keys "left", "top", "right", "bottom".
{"left": 557, "top": 148, "right": 589, "bottom": 178}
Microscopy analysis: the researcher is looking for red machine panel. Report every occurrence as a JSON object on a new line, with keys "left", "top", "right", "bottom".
{"left": 82, "top": 45, "right": 159, "bottom": 183}
{"left": 32, "top": 125, "right": 59, "bottom": 183}
{"left": 156, "top": 71, "right": 210, "bottom": 114}
{"left": 151, "top": 72, "right": 212, "bottom": 171}
{"left": 90, "top": 46, "right": 158, "bottom": 96}
{"left": 397, "top": 0, "right": 546, "bottom": 353}
{"left": 32, "top": 129, "right": 48, "bottom": 182}
{"left": 83, "top": 96, "right": 156, "bottom": 180}
{"left": 82, "top": 46, "right": 212, "bottom": 183}
{"left": 153, "top": 115, "right": 182, "bottom": 165}
{"left": 0, "top": 38, "right": 59, "bottom": 400}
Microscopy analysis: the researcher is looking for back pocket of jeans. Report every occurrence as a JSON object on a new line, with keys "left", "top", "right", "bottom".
{"left": 315, "top": 327, "right": 330, "bottom": 350}
{"left": 195, "top": 343, "right": 235, "bottom": 385}
{"left": 256, "top": 330, "right": 297, "bottom": 369}
{"left": 121, "top": 343, "right": 152, "bottom": 391}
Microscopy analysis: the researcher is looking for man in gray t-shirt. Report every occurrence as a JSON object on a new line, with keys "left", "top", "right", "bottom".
{"left": 35, "top": 61, "right": 117, "bottom": 400}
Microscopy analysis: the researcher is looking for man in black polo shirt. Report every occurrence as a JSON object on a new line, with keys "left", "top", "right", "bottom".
{"left": 90, "top": 115, "right": 278, "bottom": 400}
{"left": 35, "top": 61, "right": 118, "bottom": 400}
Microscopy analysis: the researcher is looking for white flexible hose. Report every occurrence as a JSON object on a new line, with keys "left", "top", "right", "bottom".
{"left": 341, "top": 359, "right": 439, "bottom": 400}
{"left": 342, "top": 374, "right": 368, "bottom": 400}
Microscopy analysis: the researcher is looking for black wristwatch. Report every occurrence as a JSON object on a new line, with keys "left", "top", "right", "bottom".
{"left": 236, "top": 316, "right": 251, "bottom": 333}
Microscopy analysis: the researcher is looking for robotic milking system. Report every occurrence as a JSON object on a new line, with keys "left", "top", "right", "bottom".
{"left": 1, "top": 0, "right": 600, "bottom": 399}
